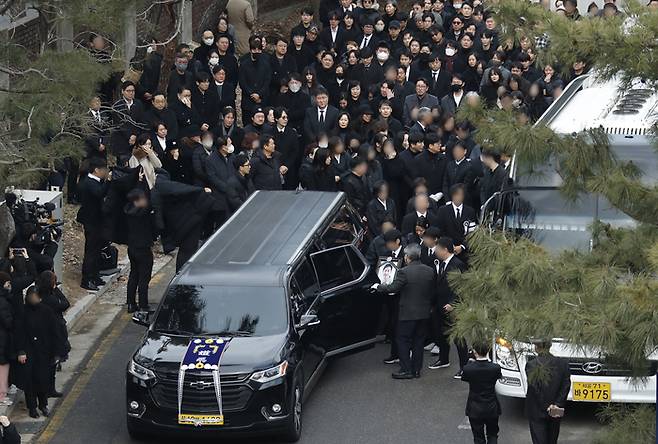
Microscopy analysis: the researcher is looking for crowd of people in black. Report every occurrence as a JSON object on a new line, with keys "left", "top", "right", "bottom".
{"left": 24, "top": 0, "right": 639, "bottom": 440}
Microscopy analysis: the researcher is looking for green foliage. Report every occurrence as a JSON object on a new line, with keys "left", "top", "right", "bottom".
{"left": 593, "top": 405, "right": 656, "bottom": 444}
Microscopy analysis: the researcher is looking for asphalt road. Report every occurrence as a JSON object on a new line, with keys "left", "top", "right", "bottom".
{"left": 33, "top": 259, "right": 603, "bottom": 444}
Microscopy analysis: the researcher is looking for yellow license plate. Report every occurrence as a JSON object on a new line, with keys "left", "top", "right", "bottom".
{"left": 572, "top": 382, "right": 611, "bottom": 401}
{"left": 178, "top": 413, "right": 224, "bottom": 426}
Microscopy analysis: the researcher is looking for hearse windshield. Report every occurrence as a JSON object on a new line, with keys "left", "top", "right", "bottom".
{"left": 153, "top": 285, "right": 288, "bottom": 337}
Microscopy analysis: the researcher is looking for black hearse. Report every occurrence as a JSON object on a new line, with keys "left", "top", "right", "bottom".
{"left": 126, "top": 191, "right": 382, "bottom": 441}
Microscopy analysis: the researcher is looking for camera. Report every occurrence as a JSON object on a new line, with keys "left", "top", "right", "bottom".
{"left": 5, "top": 192, "right": 63, "bottom": 248}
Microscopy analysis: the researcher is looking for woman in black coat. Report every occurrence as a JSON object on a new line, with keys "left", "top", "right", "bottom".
{"left": 381, "top": 139, "right": 411, "bottom": 225}
{"left": 305, "top": 148, "right": 338, "bottom": 192}
{"left": 169, "top": 86, "right": 203, "bottom": 138}
{"left": 17, "top": 287, "right": 63, "bottom": 418}
{"left": 0, "top": 273, "right": 13, "bottom": 406}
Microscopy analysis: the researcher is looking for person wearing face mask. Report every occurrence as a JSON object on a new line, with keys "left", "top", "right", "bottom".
{"left": 276, "top": 74, "right": 311, "bottom": 134}
{"left": 204, "top": 136, "right": 234, "bottom": 229}
{"left": 166, "top": 52, "right": 194, "bottom": 102}
{"left": 440, "top": 73, "right": 466, "bottom": 115}
{"left": 375, "top": 41, "right": 394, "bottom": 70}
{"left": 193, "top": 30, "right": 216, "bottom": 64}
{"left": 238, "top": 36, "right": 272, "bottom": 126}
{"left": 17, "top": 287, "right": 63, "bottom": 419}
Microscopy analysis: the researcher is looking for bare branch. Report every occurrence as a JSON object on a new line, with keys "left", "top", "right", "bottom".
{"left": 0, "top": 0, "right": 17, "bottom": 16}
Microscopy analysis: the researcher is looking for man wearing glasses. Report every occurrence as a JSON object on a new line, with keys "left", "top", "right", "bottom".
{"left": 110, "top": 80, "right": 145, "bottom": 165}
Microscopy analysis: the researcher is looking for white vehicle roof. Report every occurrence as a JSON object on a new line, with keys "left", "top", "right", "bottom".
{"left": 538, "top": 73, "right": 658, "bottom": 136}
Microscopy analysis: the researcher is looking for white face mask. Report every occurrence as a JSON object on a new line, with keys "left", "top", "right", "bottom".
{"left": 227, "top": 144, "right": 235, "bottom": 154}
{"left": 202, "top": 139, "right": 213, "bottom": 149}
{"left": 289, "top": 82, "right": 302, "bottom": 93}
{"left": 203, "top": 37, "right": 214, "bottom": 46}
{"left": 377, "top": 51, "right": 389, "bottom": 62}
{"left": 453, "top": 2, "right": 463, "bottom": 9}
{"left": 209, "top": 56, "right": 220, "bottom": 66}
{"left": 445, "top": 47, "right": 456, "bottom": 57}
{"left": 375, "top": 24, "right": 385, "bottom": 32}
{"left": 319, "top": 141, "right": 328, "bottom": 148}
{"left": 146, "top": 46, "right": 155, "bottom": 54}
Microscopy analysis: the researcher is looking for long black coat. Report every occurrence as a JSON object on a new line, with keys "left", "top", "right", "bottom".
{"left": 366, "top": 198, "right": 396, "bottom": 236}
{"left": 414, "top": 150, "right": 447, "bottom": 195}
{"left": 239, "top": 54, "right": 272, "bottom": 111}
{"left": 38, "top": 286, "right": 71, "bottom": 359}
{"left": 143, "top": 106, "right": 179, "bottom": 141}
{"left": 16, "top": 303, "right": 63, "bottom": 393}
{"left": 170, "top": 100, "right": 203, "bottom": 138}
{"left": 76, "top": 175, "right": 108, "bottom": 227}
{"left": 205, "top": 150, "right": 234, "bottom": 211}
{"left": 226, "top": 173, "right": 255, "bottom": 212}
{"left": 0, "top": 290, "right": 13, "bottom": 365}
{"left": 268, "top": 126, "right": 301, "bottom": 189}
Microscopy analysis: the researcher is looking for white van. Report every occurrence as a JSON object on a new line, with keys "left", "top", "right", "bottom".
{"left": 488, "top": 73, "right": 658, "bottom": 403}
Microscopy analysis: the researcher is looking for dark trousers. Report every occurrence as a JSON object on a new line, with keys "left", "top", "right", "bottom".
{"left": 437, "top": 310, "right": 469, "bottom": 367}
{"left": 81, "top": 225, "right": 103, "bottom": 282}
{"left": 127, "top": 246, "right": 153, "bottom": 307}
{"left": 386, "top": 295, "right": 400, "bottom": 358}
{"left": 64, "top": 157, "right": 79, "bottom": 201}
{"left": 469, "top": 416, "right": 499, "bottom": 444}
{"left": 396, "top": 319, "right": 428, "bottom": 374}
{"left": 25, "top": 387, "right": 48, "bottom": 411}
{"left": 176, "top": 224, "right": 202, "bottom": 271}
{"left": 529, "top": 418, "right": 561, "bottom": 444}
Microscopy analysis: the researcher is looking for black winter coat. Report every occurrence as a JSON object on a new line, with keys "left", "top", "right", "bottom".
{"left": 38, "top": 286, "right": 71, "bottom": 359}
{"left": 16, "top": 303, "right": 63, "bottom": 392}
{"left": 226, "top": 174, "right": 255, "bottom": 212}
{"left": 0, "top": 290, "right": 13, "bottom": 365}
{"left": 250, "top": 150, "right": 282, "bottom": 190}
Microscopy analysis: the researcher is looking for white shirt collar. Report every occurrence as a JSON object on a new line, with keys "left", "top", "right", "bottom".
{"left": 416, "top": 211, "right": 427, "bottom": 218}
{"left": 392, "top": 246, "right": 402, "bottom": 257}
{"left": 378, "top": 198, "right": 387, "bottom": 209}
{"left": 87, "top": 173, "right": 101, "bottom": 182}
{"left": 452, "top": 202, "right": 463, "bottom": 212}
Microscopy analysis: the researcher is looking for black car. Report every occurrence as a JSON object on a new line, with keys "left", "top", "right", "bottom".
{"left": 126, "top": 191, "right": 384, "bottom": 441}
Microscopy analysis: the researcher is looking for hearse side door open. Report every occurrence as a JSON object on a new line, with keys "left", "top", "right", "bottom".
{"left": 308, "top": 243, "right": 382, "bottom": 357}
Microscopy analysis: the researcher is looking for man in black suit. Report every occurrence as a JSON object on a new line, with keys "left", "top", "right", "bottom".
{"left": 303, "top": 87, "right": 338, "bottom": 143}
{"left": 401, "top": 193, "right": 439, "bottom": 235}
{"left": 436, "top": 184, "right": 476, "bottom": 264}
{"left": 420, "top": 226, "right": 440, "bottom": 267}
{"left": 212, "top": 65, "right": 236, "bottom": 116}
{"left": 372, "top": 244, "right": 435, "bottom": 379}
{"left": 408, "top": 107, "right": 433, "bottom": 137}
{"left": 110, "top": 80, "right": 146, "bottom": 164}
{"left": 439, "top": 73, "right": 466, "bottom": 115}
{"left": 424, "top": 52, "right": 452, "bottom": 100}
{"left": 357, "top": 17, "right": 379, "bottom": 51}
{"left": 443, "top": 142, "right": 477, "bottom": 206}
{"left": 428, "top": 236, "right": 468, "bottom": 378}
{"left": 76, "top": 158, "right": 109, "bottom": 291}
{"left": 525, "top": 340, "right": 571, "bottom": 444}
{"left": 319, "top": 10, "right": 346, "bottom": 54}
{"left": 461, "top": 342, "right": 503, "bottom": 444}
{"left": 380, "top": 229, "right": 405, "bottom": 365}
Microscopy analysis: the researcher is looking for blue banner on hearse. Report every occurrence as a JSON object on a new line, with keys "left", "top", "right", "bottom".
{"left": 177, "top": 338, "right": 231, "bottom": 426}
{"left": 181, "top": 338, "right": 228, "bottom": 370}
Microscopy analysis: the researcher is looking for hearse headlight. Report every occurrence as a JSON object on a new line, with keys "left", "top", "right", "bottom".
{"left": 495, "top": 337, "right": 519, "bottom": 371}
{"left": 250, "top": 361, "right": 288, "bottom": 383}
{"left": 129, "top": 360, "right": 157, "bottom": 381}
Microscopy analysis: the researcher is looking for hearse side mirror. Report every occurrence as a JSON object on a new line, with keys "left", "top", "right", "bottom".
{"left": 132, "top": 311, "right": 150, "bottom": 327}
{"left": 295, "top": 314, "right": 320, "bottom": 331}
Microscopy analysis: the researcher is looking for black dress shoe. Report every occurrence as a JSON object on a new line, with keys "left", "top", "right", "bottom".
{"left": 383, "top": 356, "right": 400, "bottom": 364}
{"left": 428, "top": 359, "right": 451, "bottom": 369}
{"left": 40, "top": 406, "right": 50, "bottom": 417}
{"left": 127, "top": 303, "right": 138, "bottom": 314}
{"left": 392, "top": 371, "right": 414, "bottom": 379}
{"left": 29, "top": 409, "right": 39, "bottom": 418}
{"left": 453, "top": 370, "right": 463, "bottom": 379}
{"left": 414, "top": 371, "right": 421, "bottom": 378}
{"left": 92, "top": 276, "right": 106, "bottom": 286}
{"left": 49, "top": 391, "right": 63, "bottom": 398}
{"left": 80, "top": 281, "right": 99, "bottom": 291}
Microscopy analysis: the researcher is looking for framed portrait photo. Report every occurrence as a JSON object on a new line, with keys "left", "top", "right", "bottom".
{"left": 376, "top": 257, "right": 401, "bottom": 285}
